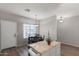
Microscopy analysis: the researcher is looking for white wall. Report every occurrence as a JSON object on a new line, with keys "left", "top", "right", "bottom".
{"left": 40, "top": 15, "right": 57, "bottom": 40}
{"left": 57, "top": 15, "right": 79, "bottom": 47}
{"left": 0, "top": 21, "right": 1, "bottom": 51}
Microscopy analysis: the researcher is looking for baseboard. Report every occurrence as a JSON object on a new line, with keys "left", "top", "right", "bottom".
{"left": 61, "top": 41, "right": 79, "bottom": 48}
{"left": 17, "top": 44, "right": 27, "bottom": 48}
{"left": 0, "top": 49, "right": 2, "bottom": 52}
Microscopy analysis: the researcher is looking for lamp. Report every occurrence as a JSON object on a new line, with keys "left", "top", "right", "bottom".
{"left": 34, "top": 14, "right": 40, "bottom": 35}
{"left": 59, "top": 16, "right": 63, "bottom": 23}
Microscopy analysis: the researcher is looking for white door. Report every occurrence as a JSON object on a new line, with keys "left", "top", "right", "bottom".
{"left": 1, "top": 20, "right": 17, "bottom": 49}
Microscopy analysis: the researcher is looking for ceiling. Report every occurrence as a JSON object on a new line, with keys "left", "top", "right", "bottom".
{"left": 0, "top": 3, "right": 79, "bottom": 20}
{"left": 56, "top": 3, "right": 79, "bottom": 18}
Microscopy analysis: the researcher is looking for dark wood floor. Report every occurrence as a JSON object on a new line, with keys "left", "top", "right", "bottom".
{"left": 0, "top": 44, "right": 79, "bottom": 56}
{"left": 0, "top": 46, "right": 28, "bottom": 56}
{"left": 61, "top": 43, "right": 79, "bottom": 56}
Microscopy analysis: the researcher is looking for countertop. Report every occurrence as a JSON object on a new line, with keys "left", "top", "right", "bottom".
{"left": 29, "top": 41, "right": 60, "bottom": 54}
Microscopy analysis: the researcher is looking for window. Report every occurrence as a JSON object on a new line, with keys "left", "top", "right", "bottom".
{"left": 23, "top": 24, "right": 38, "bottom": 38}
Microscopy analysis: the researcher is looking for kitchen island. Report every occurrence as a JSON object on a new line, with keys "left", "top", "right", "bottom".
{"left": 28, "top": 41, "right": 61, "bottom": 56}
